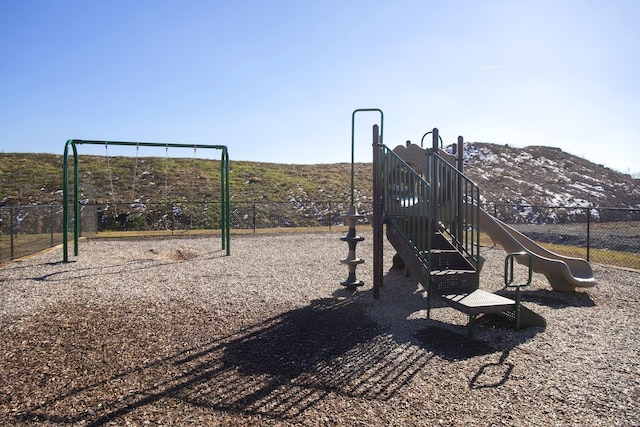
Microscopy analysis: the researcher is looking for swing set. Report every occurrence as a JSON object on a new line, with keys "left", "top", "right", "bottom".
{"left": 62, "top": 140, "right": 230, "bottom": 262}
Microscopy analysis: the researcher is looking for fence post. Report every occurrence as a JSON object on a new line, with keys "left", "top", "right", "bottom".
{"left": 50, "top": 205, "right": 54, "bottom": 247}
{"left": 10, "top": 206, "right": 15, "bottom": 260}
{"left": 253, "top": 202, "right": 256, "bottom": 234}
{"left": 586, "top": 208, "right": 591, "bottom": 261}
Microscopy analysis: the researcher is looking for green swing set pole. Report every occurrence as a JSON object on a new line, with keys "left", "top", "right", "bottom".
{"left": 226, "top": 148, "right": 230, "bottom": 255}
{"left": 62, "top": 139, "right": 231, "bottom": 261}
{"left": 221, "top": 146, "right": 231, "bottom": 256}
{"left": 62, "top": 139, "right": 79, "bottom": 262}
{"left": 350, "top": 109, "right": 383, "bottom": 206}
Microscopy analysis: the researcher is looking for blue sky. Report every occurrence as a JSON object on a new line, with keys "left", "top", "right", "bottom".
{"left": 1, "top": 1, "right": 639, "bottom": 174}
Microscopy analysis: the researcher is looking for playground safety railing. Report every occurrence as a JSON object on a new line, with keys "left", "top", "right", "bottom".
{"left": 379, "top": 144, "right": 432, "bottom": 267}
{"left": 425, "top": 150, "right": 481, "bottom": 266}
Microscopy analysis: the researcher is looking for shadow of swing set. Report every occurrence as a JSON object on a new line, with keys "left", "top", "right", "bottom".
{"left": 340, "top": 109, "right": 597, "bottom": 336}
{"left": 61, "top": 140, "right": 231, "bottom": 262}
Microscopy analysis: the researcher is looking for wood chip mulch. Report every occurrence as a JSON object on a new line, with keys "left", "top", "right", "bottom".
{"left": 1, "top": 232, "right": 638, "bottom": 426}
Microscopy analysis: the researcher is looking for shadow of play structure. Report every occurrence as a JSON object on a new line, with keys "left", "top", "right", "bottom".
{"left": 341, "top": 109, "right": 596, "bottom": 336}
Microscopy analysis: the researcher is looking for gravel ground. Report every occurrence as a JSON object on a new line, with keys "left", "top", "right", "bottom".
{"left": 1, "top": 230, "right": 639, "bottom": 426}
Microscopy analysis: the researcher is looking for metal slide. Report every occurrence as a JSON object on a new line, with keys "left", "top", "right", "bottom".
{"left": 479, "top": 208, "right": 597, "bottom": 291}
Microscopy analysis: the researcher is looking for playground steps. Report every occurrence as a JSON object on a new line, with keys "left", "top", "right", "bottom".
{"left": 430, "top": 248, "right": 475, "bottom": 270}
{"left": 442, "top": 290, "right": 546, "bottom": 336}
{"left": 430, "top": 231, "right": 453, "bottom": 249}
{"left": 493, "top": 304, "right": 547, "bottom": 329}
{"left": 386, "top": 222, "right": 479, "bottom": 294}
{"left": 430, "top": 231, "right": 479, "bottom": 293}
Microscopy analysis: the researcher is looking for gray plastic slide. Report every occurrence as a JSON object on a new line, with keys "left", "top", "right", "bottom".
{"left": 479, "top": 208, "right": 597, "bottom": 291}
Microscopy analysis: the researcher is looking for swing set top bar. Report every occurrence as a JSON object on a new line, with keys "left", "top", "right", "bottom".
{"left": 67, "top": 139, "right": 228, "bottom": 151}
{"left": 62, "top": 139, "right": 231, "bottom": 262}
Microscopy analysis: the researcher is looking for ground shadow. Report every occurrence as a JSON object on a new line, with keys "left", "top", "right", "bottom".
{"left": 496, "top": 288, "right": 596, "bottom": 308}
{"left": 5, "top": 265, "right": 556, "bottom": 425}
{"left": 381, "top": 268, "right": 546, "bottom": 361}
{"left": 6, "top": 295, "right": 434, "bottom": 425}
{"left": 468, "top": 349, "right": 514, "bottom": 390}
{"left": 221, "top": 297, "right": 381, "bottom": 378}
{"left": 414, "top": 322, "right": 497, "bottom": 361}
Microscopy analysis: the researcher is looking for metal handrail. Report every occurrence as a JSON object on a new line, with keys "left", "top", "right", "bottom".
{"left": 380, "top": 145, "right": 432, "bottom": 267}
{"left": 426, "top": 150, "right": 481, "bottom": 265}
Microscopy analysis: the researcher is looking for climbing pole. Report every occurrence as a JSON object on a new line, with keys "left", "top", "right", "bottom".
{"left": 339, "top": 109, "right": 383, "bottom": 289}
{"left": 340, "top": 205, "right": 365, "bottom": 287}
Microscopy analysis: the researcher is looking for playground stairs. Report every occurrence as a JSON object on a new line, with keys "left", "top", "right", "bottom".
{"left": 488, "top": 298, "right": 547, "bottom": 330}
{"left": 386, "top": 222, "right": 479, "bottom": 295}
{"left": 441, "top": 289, "right": 546, "bottom": 336}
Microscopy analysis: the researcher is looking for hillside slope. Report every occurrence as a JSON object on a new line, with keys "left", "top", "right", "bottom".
{"left": 463, "top": 142, "right": 640, "bottom": 209}
{"left": 1, "top": 144, "right": 639, "bottom": 211}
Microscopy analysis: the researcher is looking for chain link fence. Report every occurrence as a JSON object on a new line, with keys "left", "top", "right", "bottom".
{"left": 90, "top": 201, "right": 372, "bottom": 232}
{"left": 2, "top": 201, "right": 639, "bottom": 270}
{"left": 0, "top": 204, "right": 97, "bottom": 262}
{"left": 484, "top": 203, "right": 640, "bottom": 270}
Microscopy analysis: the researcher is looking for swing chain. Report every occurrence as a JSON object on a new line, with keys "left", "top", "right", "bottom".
{"left": 131, "top": 144, "right": 139, "bottom": 206}
{"left": 105, "top": 143, "right": 118, "bottom": 216}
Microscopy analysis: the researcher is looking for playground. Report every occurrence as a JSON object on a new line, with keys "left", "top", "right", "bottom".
{"left": 1, "top": 111, "right": 638, "bottom": 425}
{"left": 1, "top": 231, "right": 638, "bottom": 426}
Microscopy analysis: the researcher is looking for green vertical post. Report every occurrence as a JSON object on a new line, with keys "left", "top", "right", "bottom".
{"left": 372, "top": 124, "right": 383, "bottom": 299}
{"left": 62, "top": 140, "right": 78, "bottom": 262}
{"left": 73, "top": 141, "right": 80, "bottom": 256}
{"left": 350, "top": 109, "right": 383, "bottom": 206}
{"left": 62, "top": 141, "right": 69, "bottom": 262}
{"left": 220, "top": 147, "right": 225, "bottom": 251}
{"left": 222, "top": 146, "right": 230, "bottom": 255}
{"left": 505, "top": 252, "right": 532, "bottom": 332}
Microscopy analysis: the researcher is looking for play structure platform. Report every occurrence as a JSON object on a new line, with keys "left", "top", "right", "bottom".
{"left": 442, "top": 252, "right": 546, "bottom": 336}
{"left": 443, "top": 289, "right": 546, "bottom": 336}
{"left": 343, "top": 110, "right": 596, "bottom": 335}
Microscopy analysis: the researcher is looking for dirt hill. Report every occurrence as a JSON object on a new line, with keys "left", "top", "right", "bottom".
{"left": 1, "top": 144, "right": 639, "bottom": 211}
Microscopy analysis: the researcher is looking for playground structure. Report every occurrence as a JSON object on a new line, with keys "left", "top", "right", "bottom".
{"left": 339, "top": 109, "right": 383, "bottom": 289}
{"left": 345, "top": 109, "right": 596, "bottom": 333}
{"left": 478, "top": 209, "right": 597, "bottom": 292}
{"left": 62, "top": 140, "right": 230, "bottom": 262}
